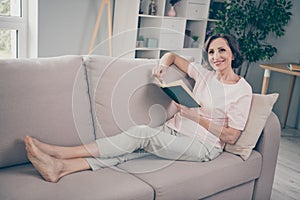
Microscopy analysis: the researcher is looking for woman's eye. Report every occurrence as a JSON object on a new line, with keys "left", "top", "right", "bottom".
{"left": 219, "top": 48, "right": 226, "bottom": 53}
{"left": 208, "top": 50, "right": 214, "bottom": 55}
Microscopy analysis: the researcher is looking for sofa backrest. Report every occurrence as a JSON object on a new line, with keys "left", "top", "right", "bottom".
{"left": 84, "top": 55, "right": 194, "bottom": 139}
{"left": 0, "top": 56, "right": 95, "bottom": 168}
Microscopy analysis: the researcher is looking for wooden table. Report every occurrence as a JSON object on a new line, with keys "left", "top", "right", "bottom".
{"left": 260, "top": 63, "right": 300, "bottom": 128}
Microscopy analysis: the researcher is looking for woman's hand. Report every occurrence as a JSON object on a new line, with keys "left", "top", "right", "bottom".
{"left": 152, "top": 63, "right": 169, "bottom": 80}
{"left": 152, "top": 52, "right": 190, "bottom": 79}
{"left": 152, "top": 53, "right": 173, "bottom": 79}
{"left": 173, "top": 102, "right": 200, "bottom": 123}
{"left": 174, "top": 102, "right": 241, "bottom": 145}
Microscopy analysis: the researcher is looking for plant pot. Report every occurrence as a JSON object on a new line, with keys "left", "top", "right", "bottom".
{"left": 136, "top": 40, "right": 144, "bottom": 48}
{"left": 167, "top": 6, "right": 176, "bottom": 17}
{"left": 191, "top": 41, "right": 199, "bottom": 48}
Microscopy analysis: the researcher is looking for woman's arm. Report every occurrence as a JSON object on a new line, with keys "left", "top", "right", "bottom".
{"left": 160, "top": 52, "right": 190, "bottom": 74}
{"left": 175, "top": 103, "right": 241, "bottom": 145}
{"left": 152, "top": 53, "right": 190, "bottom": 78}
{"left": 199, "top": 116, "right": 241, "bottom": 145}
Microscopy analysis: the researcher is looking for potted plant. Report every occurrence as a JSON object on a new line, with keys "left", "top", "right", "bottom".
{"left": 211, "top": 0, "right": 293, "bottom": 77}
{"left": 191, "top": 36, "right": 199, "bottom": 48}
{"left": 168, "top": 0, "right": 181, "bottom": 17}
{"left": 136, "top": 35, "right": 145, "bottom": 48}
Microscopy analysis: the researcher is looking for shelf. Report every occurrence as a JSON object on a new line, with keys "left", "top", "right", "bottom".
{"left": 186, "top": 18, "right": 207, "bottom": 21}
{"left": 207, "top": 19, "right": 220, "bottom": 22}
{"left": 139, "top": 14, "right": 163, "bottom": 19}
{"left": 161, "top": 16, "right": 185, "bottom": 20}
{"left": 183, "top": 48, "right": 203, "bottom": 50}
{"left": 139, "top": 14, "right": 186, "bottom": 21}
{"left": 136, "top": 47, "right": 182, "bottom": 50}
{"left": 113, "top": 0, "right": 211, "bottom": 60}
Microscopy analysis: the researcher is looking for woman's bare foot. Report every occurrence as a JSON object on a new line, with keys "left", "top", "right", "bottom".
{"left": 31, "top": 137, "right": 99, "bottom": 159}
{"left": 30, "top": 137, "right": 66, "bottom": 159}
{"left": 24, "top": 136, "right": 64, "bottom": 182}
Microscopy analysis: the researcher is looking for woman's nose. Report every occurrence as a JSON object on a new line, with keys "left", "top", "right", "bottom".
{"left": 212, "top": 52, "right": 220, "bottom": 59}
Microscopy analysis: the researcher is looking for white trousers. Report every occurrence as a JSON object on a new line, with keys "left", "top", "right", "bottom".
{"left": 86, "top": 125, "right": 222, "bottom": 171}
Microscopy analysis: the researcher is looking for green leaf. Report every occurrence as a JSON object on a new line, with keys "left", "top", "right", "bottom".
{"left": 212, "top": 0, "right": 293, "bottom": 72}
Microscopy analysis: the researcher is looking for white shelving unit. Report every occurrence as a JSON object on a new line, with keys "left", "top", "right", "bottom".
{"left": 112, "top": 0, "right": 211, "bottom": 62}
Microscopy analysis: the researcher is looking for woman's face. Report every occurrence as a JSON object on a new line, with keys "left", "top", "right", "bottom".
{"left": 207, "top": 38, "right": 234, "bottom": 71}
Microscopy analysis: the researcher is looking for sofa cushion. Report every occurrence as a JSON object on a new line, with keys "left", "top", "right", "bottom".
{"left": 225, "top": 93, "right": 279, "bottom": 160}
{"left": 0, "top": 56, "right": 95, "bottom": 168}
{"left": 0, "top": 164, "right": 154, "bottom": 200}
{"left": 117, "top": 151, "right": 261, "bottom": 200}
{"left": 84, "top": 55, "right": 193, "bottom": 138}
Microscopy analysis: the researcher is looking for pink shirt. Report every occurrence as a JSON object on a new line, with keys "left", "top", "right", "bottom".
{"left": 165, "top": 63, "right": 252, "bottom": 149}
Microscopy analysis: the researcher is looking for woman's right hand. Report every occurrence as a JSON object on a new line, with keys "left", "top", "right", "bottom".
{"left": 152, "top": 52, "right": 190, "bottom": 79}
{"left": 152, "top": 63, "right": 169, "bottom": 80}
{"left": 152, "top": 52, "right": 175, "bottom": 79}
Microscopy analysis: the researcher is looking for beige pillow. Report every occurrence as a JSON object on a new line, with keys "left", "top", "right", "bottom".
{"left": 225, "top": 93, "right": 279, "bottom": 160}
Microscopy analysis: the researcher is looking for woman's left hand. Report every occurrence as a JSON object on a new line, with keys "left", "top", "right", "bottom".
{"left": 173, "top": 102, "right": 200, "bottom": 123}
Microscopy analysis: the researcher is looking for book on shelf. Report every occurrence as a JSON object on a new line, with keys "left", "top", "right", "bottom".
{"left": 154, "top": 77, "right": 201, "bottom": 108}
{"left": 287, "top": 63, "right": 300, "bottom": 71}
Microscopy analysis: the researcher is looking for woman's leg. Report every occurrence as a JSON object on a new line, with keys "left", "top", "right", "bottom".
{"left": 25, "top": 124, "right": 221, "bottom": 182}
{"left": 29, "top": 125, "right": 173, "bottom": 162}
{"left": 96, "top": 125, "right": 221, "bottom": 162}
{"left": 25, "top": 136, "right": 150, "bottom": 181}
{"left": 29, "top": 136, "right": 99, "bottom": 159}
{"left": 86, "top": 150, "right": 151, "bottom": 171}
{"left": 95, "top": 125, "right": 162, "bottom": 159}
{"left": 25, "top": 136, "right": 90, "bottom": 183}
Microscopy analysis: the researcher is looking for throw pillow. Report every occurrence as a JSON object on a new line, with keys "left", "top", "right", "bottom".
{"left": 225, "top": 93, "right": 279, "bottom": 160}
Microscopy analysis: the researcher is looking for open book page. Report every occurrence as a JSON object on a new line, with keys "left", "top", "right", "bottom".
{"left": 154, "top": 77, "right": 201, "bottom": 108}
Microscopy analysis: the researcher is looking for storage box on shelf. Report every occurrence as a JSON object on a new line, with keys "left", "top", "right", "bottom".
{"left": 113, "top": 0, "right": 211, "bottom": 61}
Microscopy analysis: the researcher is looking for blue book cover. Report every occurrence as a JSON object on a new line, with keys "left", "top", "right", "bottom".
{"left": 155, "top": 78, "right": 201, "bottom": 108}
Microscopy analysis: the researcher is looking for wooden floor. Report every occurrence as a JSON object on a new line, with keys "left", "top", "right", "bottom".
{"left": 271, "top": 128, "right": 300, "bottom": 200}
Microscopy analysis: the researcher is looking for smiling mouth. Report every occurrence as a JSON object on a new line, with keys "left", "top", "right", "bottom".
{"left": 213, "top": 60, "right": 224, "bottom": 65}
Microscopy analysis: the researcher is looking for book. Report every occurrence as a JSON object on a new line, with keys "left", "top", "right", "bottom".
{"left": 287, "top": 63, "right": 300, "bottom": 71}
{"left": 155, "top": 77, "right": 201, "bottom": 108}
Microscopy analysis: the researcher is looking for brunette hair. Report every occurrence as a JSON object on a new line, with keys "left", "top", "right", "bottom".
{"left": 203, "top": 34, "right": 243, "bottom": 69}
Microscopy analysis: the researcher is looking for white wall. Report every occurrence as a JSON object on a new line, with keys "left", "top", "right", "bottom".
{"left": 246, "top": 0, "right": 300, "bottom": 129}
{"left": 37, "top": 0, "right": 299, "bottom": 129}
{"left": 38, "top": 0, "right": 113, "bottom": 57}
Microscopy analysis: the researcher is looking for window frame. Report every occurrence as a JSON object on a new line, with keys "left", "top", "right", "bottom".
{"left": 0, "top": 0, "right": 37, "bottom": 58}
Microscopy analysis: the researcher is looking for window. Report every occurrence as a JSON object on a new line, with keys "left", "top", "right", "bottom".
{"left": 0, "top": 0, "right": 27, "bottom": 58}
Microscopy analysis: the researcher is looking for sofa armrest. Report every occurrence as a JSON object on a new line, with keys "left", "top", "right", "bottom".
{"left": 252, "top": 112, "right": 281, "bottom": 200}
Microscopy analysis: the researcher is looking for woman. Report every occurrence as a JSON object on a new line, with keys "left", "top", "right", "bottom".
{"left": 24, "top": 34, "right": 252, "bottom": 182}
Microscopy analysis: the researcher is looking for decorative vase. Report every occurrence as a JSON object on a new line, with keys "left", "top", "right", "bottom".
{"left": 167, "top": 6, "right": 176, "bottom": 17}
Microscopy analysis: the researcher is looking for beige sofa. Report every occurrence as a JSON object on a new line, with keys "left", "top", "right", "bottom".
{"left": 0, "top": 55, "right": 281, "bottom": 200}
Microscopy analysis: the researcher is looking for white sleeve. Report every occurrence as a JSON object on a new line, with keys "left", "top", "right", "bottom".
{"left": 227, "top": 82, "right": 252, "bottom": 130}
{"left": 187, "top": 62, "right": 207, "bottom": 81}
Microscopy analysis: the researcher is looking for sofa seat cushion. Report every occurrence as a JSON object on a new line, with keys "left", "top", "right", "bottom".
{"left": 117, "top": 151, "right": 262, "bottom": 200}
{"left": 0, "top": 56, "right": 95, "bottom": 168}
{"left": 0, "top": 164, "right": 154, "bottom": 200}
